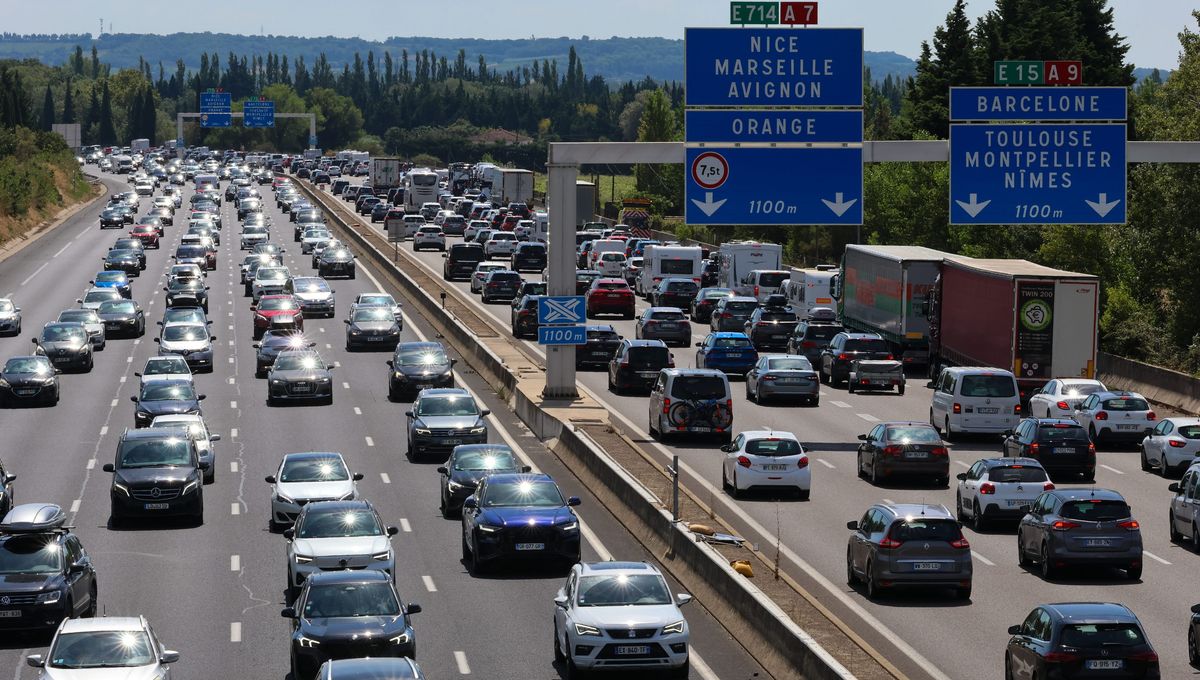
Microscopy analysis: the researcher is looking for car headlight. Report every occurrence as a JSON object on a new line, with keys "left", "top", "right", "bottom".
{"left": 447, "top": 480, "right": 464, "bottom": 492}
{"left": 294, "top": 554, "right": 314, "bottom": 564}
{"left": 297, "top": 636, "right": 320, "bottom": 647}
{"left": 371, "top": 550, "right": 392, "bottom": 561}
{"left": 113, "top": 482, "right": 130, "bottom": 497}
{"left": 182, "top": 479, "right": 199, "bottom": 495}
{"left": 316, "top": 377, "right": 330, "bottom": 384}
{"left": 469, "top": 426, "right": 486, "bottom": 435}
{"left": 37, "top": 590, "right": 62, "bottom": 605}
{"left": 275, "top": 493, "right": 295, "bottom": 504}
{"left": 136, "top": 411, "right": 151, "bottom": 419}
{"left": 414, "top": 428, "right": 432, "bottom": 436}
{"left": 558, "top": 521, "right": 579, "bottom": 532}
{"left": 389, "top": 632, "right": 410, "bottom": 645}
{"left": 662, "top": 620, "right": 686, "bottom": 635}
{"left": 478, "top": 524, "right": 501, "bottom": 533}
{"left": 574, "top": 623, "right": 602, "bottom": 637}
{"left": 0, "top": 379, "right": 9, "bottom": 389}
{"left": 350, "top": 330, "right": 361, "bottom": 336}
{"left": 394, "top": 371, "right": 405, "bottom": 379}
{"left": 270, "top": 379, "right": 284, "bottom": 386}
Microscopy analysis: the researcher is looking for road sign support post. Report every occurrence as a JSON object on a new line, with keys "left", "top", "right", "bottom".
{"left": 545, "top": 162, "right": 580, "bottom": 399}
{"left": 175, "top": 112, "right": 318, "bottom": 159}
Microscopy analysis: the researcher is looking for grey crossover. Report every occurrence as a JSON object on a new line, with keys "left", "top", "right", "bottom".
{"left": 1017, "top": 487, "right": 1143, "bottom": 580}
{"left": 846, "top": 503, "right": 973, "bottom": 600}
{"left": 405, "top": 388, "right": 490, "bottom": 461}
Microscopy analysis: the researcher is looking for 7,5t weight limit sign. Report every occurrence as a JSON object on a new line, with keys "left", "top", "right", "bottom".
{"left": 691, "top": 152, "right": 729, "bottom": 190}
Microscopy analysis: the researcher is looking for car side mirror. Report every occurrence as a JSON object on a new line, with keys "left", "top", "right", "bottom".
{"left": 102, "top": 463, "right": 115, "bottom": 473}
{"left": 156, "top": 320, "right": 163, "bottom": 325}
{"left": 1007, "top": 625, "right": 1022, "bottom": 635}
{"left": 25, "top": 655, "right": 44, "bottom": 668}
{"left": 567, "top": 496, "right": 582, "bottom": 507}
{"left": 1004, "top": 430, "right": 1013, "bottom": 437}
{"left": 406, "top": 603, "right": 422, "bottom": 615}
{"left": 30, "top": 338, "right": 37, "bottom": 345}
{"left": 719, "top": 444, "right": 731, "bottom": 452}
{"left": 521, "top": 465, "right": 532, "bottom": 473}
{"left": 386, "top": 360, "right": 394, "bottom": 368}
{"left": 280, "top": 607, "right": 297, "bottom": 618}
{"left": 1192, "top": 604, "right": 1200, "bottom": 615}
{"left": 856, "top": 434, "right": 867, "bottom": 441}
{"left": 1169, "top": 483, "right": 1181, "bottom": 493}
{"left": 436, "top": 466, "right": 448, "bottom": 475}
{"left": 252, "top": 343, "right": 260, "bottom": 349}
{"left": 694, "top": 342, "right": 702, "bottom": 347}
{"left": 352, "top": 472, "right": 364, "bottom": 481}
{"left": 480, "top": 409, "right": 491, "bottom": 417}
{"left": 451, "top": 358, "right": 458, "bottom": 366}
{"left": 76, "top": 298, "right": 84, "bottom": 303}
{"left": 130, "top": 396, "right": 138, "bottom": 402}
{"left": 54, "top": 369, "right": 62, "bottom": 375}
{"left": 676, "top": 593, "right": 693, "bottom": 606}
{"left": 846, "top": 521, "right": 858, "bottom": 531}
{"left": 210, "top": 434, "right": 221, "bottom": 442}
{"left": 387, "top": 526, "right": 399, "bottom": 536}
{"left": 463, "top": 497, "right": 478, "bottom": 509}
{"left": 153, "top": 338, "right": 160, "bottom": 343}
{"left": 265, "top": 475, "right": 276, "bottom": 484}
{"left": 404, "top": 410, "right": 413, "bottom": 417}
{"left": 442, "top": 253, "right": 448, "bottom": 258}
{"left": 198, "top": 461, "right": 211, "bottom": 471}
{"left": 283, "top": 528, "right": 295, "bottom": 540}
{"left": 956, "top": 473, "right": 967, "bottom": 481}
{"left": 197, "top": 394, "right": 207, "bottom": 401}
{"left": 343, "top": 319, "right": 350, "bottom": 324}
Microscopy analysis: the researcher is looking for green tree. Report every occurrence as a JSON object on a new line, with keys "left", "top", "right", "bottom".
{"left": 904, "top": 0, "right": 976, "bottom": 138}
{"left": 61, "top": 81, "right": 75, "bottom": 124}
{"left": 40, "top": 84, "right": 54, "bottom": 131}
{"left": 304, "top": 87, "right": 363, "bottom": 149}
{"left": 98, "top": 81, "right": 116, "bottom": 144}
{"left": 633, "top": 89, "right": 682, "bottom": 212}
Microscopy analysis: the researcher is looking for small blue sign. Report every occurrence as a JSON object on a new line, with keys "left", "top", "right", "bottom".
{"left": 308, "top": 134, "right": 318, "bottom": 148}
{"left": 949, "top": 123, "right": 1126, "bottom": 225}
{"left": 686, "top": 110, "right": 862, "bottom": 144}
{"left": 199, "top": 92, "right": 232, "bottom": 128}
{"left": 538, "top": 326, "right": 587, "bottom": 346}
{"left": 685, "top": 146, "right": 862, "bottom": 226}
{"left": 537, "top": 296, "right": 586, "bottom": 325}
{"left": 685, "top": 27, "right": 863, "bottom": 107}
{"left": 950, "top": 87, "right": 1127, "bottom": 122}
{"left": 243, "top": 100, "right": 275, "bottom": 128}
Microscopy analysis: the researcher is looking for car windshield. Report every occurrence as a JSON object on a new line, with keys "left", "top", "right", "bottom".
{"left": 576, "top": 574, "right": 672, "bottom": 607}
{"left": 416, "top": 395, "right": 478, "bottom": 417}
{"left": 960, "top": 375, "right": 1017, "bottom": 398}
{"left": 767, "top": 357, "right": 812, "bottom": 371}
{"left": 1061, "top": 383, "right": 1105, "bottom": 397}
{"left": 596, "top": 282, "right": 629, "bottom": 291}
{"left": 884, "top": 426, "right": 942, "bottom": 444}
{"left": 59, "top": 310, "right": 98, "bottom": 323}
{"left": 107, "top": 249, "right": 136, "bottom": 260}
{"left": 352, "top": 307, "right": 394, "bottom": 323}
{"left": 665, "top": 281, "right": 697, "bottom": 292}
{"left": 454, "top": 448, "right": 518, "bottom": 471}
{"left": 298, "top": 509, "right": 382, "bottom": 538}
{"left": 95, "top": 272, "right": 125, "bottom": 282}
{"left": 303, "top": 583, "right": 400, "bottom": 618}
{"left": 1059, "top": 623, "right": 1146, "bottom": 648}
{"left": 988, "top": 466, "right": 1049, "bottom": 483}
{"left": 702, "top": 289, "right": 734, "bottom": 300}
{"left": 745, "top": 438, "right": 802, "bottom": 456}
{"left": 84, "top": 291, "right": 119, "bottom": 303}
{"left": 294, "top": 279, "right": 330, "bottom": 293}
{"left": 42, "top": 326, "right": 86, "bottom": 342}
{"left": 281, "top": 456, "right": 349, "bottom": 483}
{"left": 587, "top": 330, "right": 619, "bottom": 341}
{"left": 139, "top": 383, "right": 196, "bottom": 401}
{"left": 601, "top": 253, "right": 624, "bottom": 262}
{"left": 176, "top": 246, "right": 206, "bottom": 257}
{"left": 162, "top": 325, "right": 207, "bottom": 342}
{"left": 481, "top": 479, "right": 564, "bottom": 507}
{"left": 396, "top": 346, "right": 448, "bottom": 366}
{"left": 889, "top": 519, "right": 962, "bottom": 542}
{"left": 759, "top": 311, "right": 797, "bottom": 322}
{"left": 144, "top": 358, "right": 188, "bottom": 374}
{"left": 257, "top": 298, "right": 298, "bottom": 311}
{"left": 98, "top": 301, "right": 137, "bottom": 315}
{"left": 273, "top": 354, "right": 326, "bottom": 371}
{"left": 242, "top": 225, "right": 267, "bottom": 234}
{"left": 0, "top": 536, "right": 61, "bottom": 574}
{"left": 713, "top": 337, "right": 752, "bottom": 349}
{"left": 1102, "top": 397, "right": 1149, "bottom": 411}
{"left": 670, "top": 376, "right": 727, "bottom": 400}
{"left": 1059, "top": 500, "right": 1131, "bottom": 522}
{"left": 4, "top": 357, "right": 51, "bottom": 374}
{"left": 324, "top": 249, "right": 352, "bottom": 260}
{"left": 47, "top": 630, "right": 155, "bottom": 669}
{"left": 118, "top": 438, "right": 192, "bottom": 467}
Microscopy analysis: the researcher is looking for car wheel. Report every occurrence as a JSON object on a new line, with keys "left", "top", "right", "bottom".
{"left": 1190, "top": 626, "right": 1199, "bottom": 666}
{"left": 847, "top": 381, "right": 855, "bottom": 394}
{"left": 670, "top": 660, "right": 690, "bottom": 679}
{"left": 856, "top": 452, "right": 866, "bottom": 479}
{"left": 943, "top": 418, "right": 955, "bottom": 442}
{"left": 1017, "top": 531, "right": 1032, "bottom": 568}
{"left": 972, "top": 501, "right": 986, "bottom": 531}
{"left": 745, "top": 382, "right": 754, "bottom": 402}
{"left": 730, "top": 471, "right": 742, "bottom": 499}
{"left": 864, "top": 563, "right": 880, "bottom": 599}
{"left": 468, "top": 540, "right": 486, "bottom": 575}
{"left": 1140, "top": 445, "right": 1151, "bottom": 471}
{"left": 554, "top": 622, "right": 566, "bottom": 663}
{"left": 869, "top": 459, "right": 881, "bottom": 485}
{"left": 721, "top": 466, "right": 730, "bottom": 491}
{"left": 956, "top": 493, "right": 967, "bottom": 522}
{"left": 1126, "top": 563, "right": 1142, "bottom": 580}
{"left": 1089, "top": 424, "right": 1099, "bottom": 446}
{"left": 204, "top": 467, "right": 215, "bottom": 485}
{"left": 955, "top": 583, "right": 971, "bottom": 600}
{"left": 796, "top": 487, "right": 810, "bottom": 501}
{"left": 1193, "top": 523, "right": 1200, "bottom": 552}
{"left": 85, "top": 583, "right": 97, "bottom": 617}
{"left": 1168, "top": 511, "right": 1183, "bottom": 543}
{"left": 846, "top": 551, "right": 859, "bottom": 585}
{"left": 1039, "top": 543, "right": 1055, "bottom": 580}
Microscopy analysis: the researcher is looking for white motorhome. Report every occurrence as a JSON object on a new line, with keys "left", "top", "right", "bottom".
{"left": 638, "top": 245, "right": 704, "bottom": 297}
{"left": 781, "top": 266, "right": 838, "bottom": 318}
{"left": 715, "top": 242, "right": 783, "bottom": 296}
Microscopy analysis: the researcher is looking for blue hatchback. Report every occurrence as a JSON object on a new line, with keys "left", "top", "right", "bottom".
{"left": 695, "top": 332, "right": 759, "bottom": 375}
{"left": 90, "top": 271, "right": 132, "bottom": 298}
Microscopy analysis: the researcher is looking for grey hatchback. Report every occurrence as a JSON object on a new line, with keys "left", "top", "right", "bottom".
{"left": 1016, "top": 487, "right": 1143, "bottom": 581}
{"left": 846, "top": 503, "right": 973, "bottom": 600}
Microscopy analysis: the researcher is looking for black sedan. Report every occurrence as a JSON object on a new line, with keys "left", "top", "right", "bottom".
{"left": 99, "top": 208, "right": 125, "bottom": 229}
{"left": 131, "top": 379, "right": 205, "bottom": 428}
{"left": 317, "top": 246, "right": 356, "bottom": 279}
{"left": 163, "top": 278, "right": 210, "bottom": 313}
{"left": 387, "top": 342, "right": 455, "bottom": 400}
{"left": 97, "top": 299, "right": 146, "bottom": 338}
{"left": 32, "top": 323, "right": 92, "bottom": 372}
{"left": 576, "top": 325, "right": 622, "bottom": 370}
{"left": 0, "top": 355, "right": 60, "bottom": 406}
{"left": 344, "top": 307, "right": 401, "bottom": 351}
{"left": 102, "top": 249, "right": 142, "bottom": 276}
{"left": 267, "top": 350, "right": 334, "bottom": 405}
{"left": 254, "top": 331, "right": 315, "bottom": 378}
{"left": 437, "top": 444, "right": 527, "bottom": 518}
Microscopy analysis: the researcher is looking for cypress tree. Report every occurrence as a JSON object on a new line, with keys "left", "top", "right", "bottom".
{"left": 62, "top": 81, "right": 75, "bottom": 123}
{"left": 98, "top": 81, "right": 116, "bottom": 144}
{"left": 41, "top": 84, "right": 55, "bottom": 130}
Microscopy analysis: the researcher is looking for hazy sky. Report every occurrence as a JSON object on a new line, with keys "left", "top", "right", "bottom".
{"left": 7, "top": 0, "right": 1192, "bottom": 69}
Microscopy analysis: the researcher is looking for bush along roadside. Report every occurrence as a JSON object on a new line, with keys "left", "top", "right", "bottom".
{"left": 0, "top": 126, "right": 91, "bottom": 244}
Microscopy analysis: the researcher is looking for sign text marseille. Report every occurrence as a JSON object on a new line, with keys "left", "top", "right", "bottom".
{"left": 199, "top": 92, "right": 231, "bottom": 128}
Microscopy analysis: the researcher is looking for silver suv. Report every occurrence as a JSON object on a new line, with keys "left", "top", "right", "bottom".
{"left": 846, "top": 503, "right": 973, "bottom": 600}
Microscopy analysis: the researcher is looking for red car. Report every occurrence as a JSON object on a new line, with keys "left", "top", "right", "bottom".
{"left": 501, "top": 214, "right": 521, "bottom": 231}
{"left": 586, "top": 278, "right": 636, "bottom": 319}
{"left": 129, "top": 224, "right": 160, "bottom": 249}
{"left": 251, "top": 295, "right": 304, "bottom": 339}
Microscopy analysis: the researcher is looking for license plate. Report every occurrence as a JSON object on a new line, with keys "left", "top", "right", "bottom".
{"left": 868, "top": 379, "right": 890, "bottom": 385}
{"left": 907, "top": 451, "right": 930, "bottom": 459}
{"left": 614, "top": 645, "right": 649, "bottom": 656}
{"left": 1116, "top": 424, "right": 1140, "bottom": 430}
{"left": 1006, "top": 499, "right": 1031, "bottom": 508}
{"left": 638, "top": 371, "right": 659, "bottom": 378}
{"left": 1084, "top": 538, "right": 1113, "bottom": 547}
{"left": 762, "top": 464, "right": 788, "bottom": 471}
{"left": 725, "top": 353, "right": 742, "bottom": 358}
{"left": 1053, "top": 447, "right": 1076, "bottom": 454}
{"left": 366, "top": 336, "right": 388, "bottom": 342}
{"left": 144, "top": 503, "right": 169, "bottom": 510}
{"left": 514, "top": 543, "right": 544, "bottom": 551}
{"left": 779, "top": 378, "right": 806, "bottom": 385}
{"left": 606, "top": 294, "right": 622, "bottom": 299}
{"left": 0, "top": 610, "right": 21, "bottom": 618}
{"left": 15, "top": 389, "right": 35, "bottom": 396}
{"left": 1086, "top": 660, "right": 1123, "bottom": 670}
{"left": 292, "top": 384, "right": 312, "bottom": 393}
{"left": 441, "top": 439, "right": 461, "bottom": 445}
{"left": 770, "top": 335, "right": 787, "bottom": 340}
{"left": 977, "top": 407, "right": 999, "bottom": 414}
{"left": 913, "top": 562, "right": 942, "bottom": 571}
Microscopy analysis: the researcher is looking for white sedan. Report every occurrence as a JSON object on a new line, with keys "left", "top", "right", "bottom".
{"left": 1027, "top": 378, "right": 1107, "bottom": 418}
{"left": 720, "top": 430, "right": 810, "bottom": 500}
{"left": 265, "top": 452, "right": 362, "bottom": 530}
{"left": 1141, "top": 417, "right": 1200, "bottom": 477}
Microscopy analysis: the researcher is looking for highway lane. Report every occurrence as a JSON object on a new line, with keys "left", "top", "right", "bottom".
{"left": 351, "top": 192, "right": 1198, "bottom": 680}
{"left": 0, "top": 171, "right": 765, "bottom": 680}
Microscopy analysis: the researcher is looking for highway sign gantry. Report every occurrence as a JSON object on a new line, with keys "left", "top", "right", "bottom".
{"left": 243, "top": 100, "right": 275, "bottom": 128}
{"left": 950, "top": 86, "right": 1127, "bottom": 122}
{"left": 685, "top": 109, "right": 862, "bottom": 144}
{"left": 199, "top": 92, "right": 232, "bottom": 128}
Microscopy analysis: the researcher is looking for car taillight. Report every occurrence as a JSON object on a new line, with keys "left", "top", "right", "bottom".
{"left": 1056, "top": 400, "right": 1070, "bottom": 410}
{"left": 1013, "top": 404, "right": 1021, "bottom": 414}
{"left": 1117, "top": 520, "right": 1140, "bottom": 531}
{"left": 885, "top": 354, "right": 894, "bottom": 360}
{"left": 1087, "top": 442, "right": 1096, "bottom": 455}
{"left": 1043, "top": 481, "right": 1055, "bottom": 491}
{"left": 1170, "top": 439, "right": 1187, "bottom": 448}
{"left": 882, "top": 445, "right": 903, "bottom": 456}
{"left": 761, "top": 375, "right": 777, "bottom": 381}
{"left": 1147, "top": 411, "right": 1157, "bottom": 421}
{"left": 737, "top": 456, "right": 752, "bottom": 468}
{"left": 801, "top": 340, "right": 817, "bottom": 348}
{"left": 753, "top": 285, "right": 759, "bottom": 297}
{"left": 838, "top": 353, "right": 850, "bottom": 360}
{"left": 1044, "top": 651, "right": 1080, "bottom": 663}
{"left": 667, "top": 354, "right": 675, "bottom": 368}
{"left": 878, "top": 536, "right": 902, "bottom": 549}
{"left": 949, "top": 536, "right": 970, "bottom": 549}
{"left": 1095, "top": 411, "right": 1108, "bottom": 420}
{"left": 1027, "top": 442, "right": 1040, "bottom": 455}
{"left": 931, "top": 446, "right": 948, "bottom": 456}
{"left": 1051, "top": 520, "right": 1080, "bottom": 530}
{"left": 1128, "top": 650, "right": 1159, "bottom": 663}
{"left": 952, "top": 403, "right": 962, "bottom": 414}
{"left": 979, "top": 482, "right": 996, "bottom": 495}
{"left": 721, "top": 313, "right": 732, "bottom": 318}
{"left": 662, "top": 397, "right": 670, "bottom": 414}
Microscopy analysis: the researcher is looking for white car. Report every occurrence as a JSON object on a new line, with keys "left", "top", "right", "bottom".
{"left": 1072, "top": 390, "right": 1157, "bottom": 446}
{"left": 136, "top": 355, "right": 193, "bottom": 385}
{"left": 349, "top": 292, "right": 403, "bottom": 324}
{"left": 134, "top": 181, "right": 154, "bottom": 196}
{"left": 464, "top": 220, "right": 489, "bottom": 242}
{"left": 720, "top": 430, "right": 810, "bottom": 499}
{"left": 513, "top": 220, "right": 535, "bottom": 241}
{"left": 57, "top": 308, "right": 106, "bottom": 350}
{"left": 596, "top": 252, "right": 627, "bottom": 277}
{"left": 470, "top": 262, "right": 508, "bottom": 293}
{"left": 251, "top": 266, "right": 291, "bottom": 302}
{"left": 301, "top": 228, "right": 332, "bottom": 254}
{"left": 402, "top": 214, "right": 427, "bottom": 238}
{"left": 433, "top": 209, "right": 453, "bottom": 225}
{"left": 1027, "top": 378, "right": 1108, "bottom": 418}
{"left": 413, "top": 225, "right": 446, "bottom": 252}
{"left": 169, "top": 263, "right": 205, "bottom": 281}
{"left": 266, "top": 452, "right": 362, "bottom": 530}
{"left": 150, "top": 414, "right": 221, "bottom": 484}
{"left": 954, "top": 457, "right": 1053, "bottom": 530}
{"left": 484, "top": 232, "right": 518, "bottom": 259}
{"left": 1141, "top": 417, "right": 1200, "bottom": 476}
{"left": 553, "top": 562, "right": 692, "bottom": 677}
{"left": 27, "top": 616, "right": 180, "bottom": 679}
{"left": 284, "top": 499, "right": 397, "bottom": 590}
{"left": 77, "top": 287, "right": 123, "bottom": 312}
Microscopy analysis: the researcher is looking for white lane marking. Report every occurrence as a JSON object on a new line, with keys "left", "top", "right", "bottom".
{"left": 228, "top": 357, "right": 235, "bottom": 363}
{"left": 830, "top": 400, "right": 851, "bottom": 408}
{"left": 342, "top": 381, "right": 350, "bottom": 389}
{"left": 353, "top": 407, "right": 362, "bottom": 415}
{"left": 230, "top": 400, "right": 237, "bottom": 409}
{"left": 399, "top": 518, "right": 411, "bottom": 532}
{"left": 230, "top": 622, "right": 241, "bottom": 642}
{"left": 99, "top": 426, "right": 108, "bottom": 436}
{"left": 1144, "top": 550, "right": 1171, "bottom": 565}
{"left": 955, "top": 460, "right": 970, "bottom": 468}
{"left": 1099, "top": 464, "right": 1125, "bottom": 475}
{"left": 231, "top": 428, "right": 238, "bottom": 438}
{"left": 228, "top": 312, "right": 233, "bottom": 317}
{"left": 364, "top": 436, "right": 375, "bottom": 447}
{"left": 228, "top": 325, "right": 234, "bottom": 330}
{"left": 227, "top": 340, "right": 234, "bottom": 346}
{"left": 86, "top": 459, "right": 95, "bottom": 470}
{"left": 20, "top": 262, "right": 48, "bottom": 287}
{"left": 230, "top": 503, "right": 240, "bottom": 516}
{"left": 119, "top": 376, "right": 126, "bottom": 383}
{"left": 882, "top": 498, "right": 895, "bottom": 505}
{"left": 133, "top": 339, "right": 140, "bottom": 345}
{"left": 971, "top": 550, "right": 995, "bottom": 567}
{"left": 53, "top": 243, "right": 70, "bottom": 258}
{"left": 422, "top": 575, "right": 437, "bottom": 592}
{"left": 228, "top": 377, "right": 235, "bottom": 385}
{"left": 454, "top": 651, "right": 471, "bottom": 675}
{"left": 856, "top": 413, "right": 879, "bottom": 422}
{"left": 380, "top": 473, "right": 391, "bottom": 484}
{"left": 69, "top": 499, "right": 80, "bottom": 513}
{"left": 325, "top": 343, "right": 332, "bottom": 349}
{"left": 230, "top": 461, "right": 239, "bottom": 473}
{"left": 320, "top": 327, "right": 326, "bottom": 333}
{"left": 125, "top": 356, "right": 132, "bottom": 363}
{"left": 817, "top": 458, "right": 835, "bottom": 469}
{"left": 231, "top": 555, "right": 240, "bottom": 571}
{"left": 110, "top": 398, "right": 118, "bottom": 407}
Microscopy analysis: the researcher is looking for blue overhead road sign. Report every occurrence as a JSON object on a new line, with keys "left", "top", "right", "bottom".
{"left": 950, "top": 87, "right": 1127, "bottom": 122}
{"left": 199, "top": 92, "right": 231, "bottom": 128}
{"left": 243, "top": 100, "right": 275, "bottom": 128}
{"left": 537, "top": 296, "right": 586, "bottom": 325}
{"left": 685, "top": 146, "right": 862, "bottom": 226}
{"left": 684, "top": 27, "right": 863, "bottom": 107}
{"left": 950, "top": 123, "right": 1126, "bottom": 225}
{"left": 538, "top": 326, "right": 587, "bottom": 346}
{"left": 685, "top": 110, "right": 862, "bottom": 144}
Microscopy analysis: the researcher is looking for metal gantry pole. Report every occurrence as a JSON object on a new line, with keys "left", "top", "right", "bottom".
{"left": 544, "top": 161, "right": 579, "bottom": 399}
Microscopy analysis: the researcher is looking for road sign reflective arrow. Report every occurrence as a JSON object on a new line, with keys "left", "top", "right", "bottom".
{"left": 955, "top": 193, "right": 991, "bottom": 218}
{"left": 690, "top": 191, "right": 727, "bottom": 217}
{"left": 821, "top": 192, "right": 858, "bottom": 217}
{"left": 1085, "top": 193, "right": 1121, "bottom": 218}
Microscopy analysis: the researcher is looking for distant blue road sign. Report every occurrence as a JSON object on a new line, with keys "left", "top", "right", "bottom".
{"left": 243, "top": 100, "right": 275, "bottom": 128}
{"left": 949, "top": 87, "right": 1127, "bottom": 122}
{"left": 537, "top": 296, "right": 586, "bottom": 325}
{"left": 199, "top": 92, "right": 232, "bottom": 128}
{"left": 308, "top": 134, "right": 318, "bottom": 148}
{"left": 684, "top": 27, "right": 863, "bottom": 107}
{"left": 949, "top": 123, "right": 1126, "bottom": 225}
{"left": 685, "top": 146, "right": 862, "bottom": 225}
{"left": 538, "top": 326, "right": 587, "bottom": 346}
{"left": 685, "top": 109, "right": 862, "bottom": 144}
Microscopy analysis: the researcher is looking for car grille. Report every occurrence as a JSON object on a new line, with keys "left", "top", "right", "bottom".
{"left": 287, "top": 381, "right": 315, "bottom": 395}
{"left": 428, "top": 428, "right": 467, "bottom": 437}
{"left": 131, "top": 487, "right": 182, "bottom": 501}
{"left": 322, "top": 640, "right": 396, "bottom": 660}
{"left": 315, "top": 555, "right": 371, "bottom": 569}
{"left": 605, "top": 628, "right": 658, "bottom": 639}
{"left": 12, "top": 386, "right": 43, "bottom": 396}
{"left": 0, "top": 593, "right": 38, "bottom": 605}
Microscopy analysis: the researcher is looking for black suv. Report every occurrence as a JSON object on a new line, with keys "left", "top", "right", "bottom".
{"left": 511, "top": 294, "right": 541, "bottom": 339}
{"left": 104, "top": 428, "right": 207, "bottom": 526}
{"left": 577, "top": 325, "right": 622, "bottom": 369}
{"left": 788, "top": 320, "right": 844, "bottom": 366}
{"left": 317, "top": 246, "right": 357, "bottom": 279}
{"left": 510, "top": 243, "right": 547, "bottom": 272}
{"left": 1002, "top": 418, "right": 1096, "bottom": 481}
{"left": 443, "top": 243, "right": 486, "bottom": 281}
{"left": 651, "top": 278, "right": 701, "bottom": 309}
{"left": 0, "top": 503, "right": 98, "bottom": 631}
{"left": 608, "top": 339, "right": 673, "bottom": 393}
{"left": 819, "top": 332, "right": 892, "bottom": 386}
{"left": 744, "top": 307, "right": 799, "bottom": 351}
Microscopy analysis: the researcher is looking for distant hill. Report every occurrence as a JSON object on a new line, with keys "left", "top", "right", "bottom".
{"left": 0, "top": 33, "right": 1167, "bottom": 86}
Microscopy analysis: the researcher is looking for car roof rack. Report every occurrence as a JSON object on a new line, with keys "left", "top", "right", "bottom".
{"left": 0, "top": 503, "right": 71, "bottom": 534}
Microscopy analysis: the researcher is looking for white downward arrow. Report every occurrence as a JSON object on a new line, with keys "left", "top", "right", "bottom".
{"left": 690, "top": 191, "right": 727, "bottom": 217}
{"left": 821, "top": 192, "right": 858, "bottom": 217}
{"left": 1085, "top": 193, "right": 1121, "bottom": 218}
{"left": 955, "top": 193, "right": 991, "bottom": 218}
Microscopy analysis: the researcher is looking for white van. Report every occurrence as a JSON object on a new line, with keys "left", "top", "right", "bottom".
{"left": 930, "top": 367, "right": 1021, "bottom": 440}
{"left": 743, "top": 269, "right": 790, "bottom": 302}
{"left": 782, "top": 267, "right": 837, "bottom": 318}
{"left": 587, "top": 239, "right": 626, "bottom": 270}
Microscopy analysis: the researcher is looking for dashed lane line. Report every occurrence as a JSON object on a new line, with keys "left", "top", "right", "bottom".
{"left": 422, "top": 575, "right": 437, "bottom": 592}
{"left": 454, "top": 651, "right": 471, "bottom": 675}
{"left": 399, "top": 518, "right": 411, "bottom": 532}
{"left": 380, "top": 473, "right": 391, "bottom": 484}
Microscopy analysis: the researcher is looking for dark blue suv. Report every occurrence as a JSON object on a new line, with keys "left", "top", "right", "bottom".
{"left": 695, "top": 332, "right": 759, "bottom": 375}
{"left": 460, "top": 473, "right": 581, "bottom": 574}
